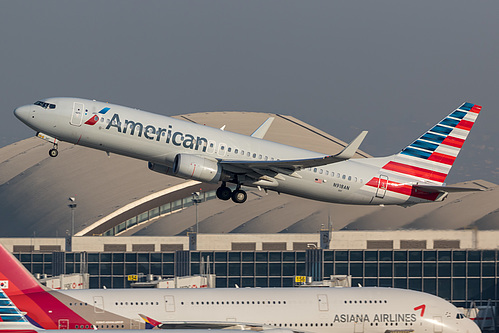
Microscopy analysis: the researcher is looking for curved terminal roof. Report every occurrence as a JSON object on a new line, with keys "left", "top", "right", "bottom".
{"left": 0, "top": 111, "right": 496, "bottom": 237}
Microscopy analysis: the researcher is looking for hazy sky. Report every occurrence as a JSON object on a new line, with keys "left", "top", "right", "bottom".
{"left": 1, "top": 1, "right": 498, "bottom": 184}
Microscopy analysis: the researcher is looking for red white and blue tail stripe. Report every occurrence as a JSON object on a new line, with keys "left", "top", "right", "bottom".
{"left": 382, "top": 102, "right": 481, "bottom": 185}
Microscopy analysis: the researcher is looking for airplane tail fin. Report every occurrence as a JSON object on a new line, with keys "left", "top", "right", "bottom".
{"left": 0, "top": 245, "right": 91, "bottom": 330}
{"left": 380, "top": 102, "right": 481, "bottom": 184}
{"left": 0, "top": 245, "right": 49, "bottom": 297}
{"left": 0, "top": 288, "right": 38, "bottom": 332}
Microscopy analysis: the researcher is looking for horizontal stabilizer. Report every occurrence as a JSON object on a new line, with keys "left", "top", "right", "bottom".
{"left": 414, "top": 184, "right": 484, "bottom": 193}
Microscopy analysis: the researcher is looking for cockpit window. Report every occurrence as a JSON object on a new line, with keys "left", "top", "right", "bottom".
{"left": 456, "top": 313, "right": 466, "bottom": 319}
{"left": 34, "top": 101, "right": 56, "bottom": 109}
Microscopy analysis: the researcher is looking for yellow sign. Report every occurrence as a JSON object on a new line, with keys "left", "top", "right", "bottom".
{"left": 127, "top": 275, "right": 138, "bottom": 281}
{"left": 295, "top": 276, "right": 306, "bottom": 283}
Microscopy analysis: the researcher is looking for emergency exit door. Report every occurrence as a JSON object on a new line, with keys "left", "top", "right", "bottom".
{"left": 70, "top": 102, "right": 84, "bottom": 126}
{"left": 376, "top": 175, "right": 389, "bottom": 198}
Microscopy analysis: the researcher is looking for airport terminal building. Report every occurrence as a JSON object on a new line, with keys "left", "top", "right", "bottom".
{"left": 3, "top": 230, "right": 498, "bottom": 310}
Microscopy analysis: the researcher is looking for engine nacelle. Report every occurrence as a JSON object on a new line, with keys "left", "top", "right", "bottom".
{"left": 173, "top": 154, "right": 223, "bottom": 183}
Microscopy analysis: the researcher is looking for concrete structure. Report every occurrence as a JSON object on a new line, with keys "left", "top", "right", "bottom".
{"left": 2, "top": 229, "right": 499, "bottom": 253}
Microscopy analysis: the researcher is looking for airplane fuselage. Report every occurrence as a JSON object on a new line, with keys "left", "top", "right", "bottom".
{"left": 14, "top": 97, "right": 451, "bottom": 206}
{"left": 9, "top": 286, "right": 479, "bottom": 333}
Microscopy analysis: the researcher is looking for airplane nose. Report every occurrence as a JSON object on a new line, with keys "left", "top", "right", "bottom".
{"left": 14, "top": 105, "right": 31, "bottom": 124}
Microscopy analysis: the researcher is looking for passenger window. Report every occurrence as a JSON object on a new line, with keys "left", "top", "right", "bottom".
{"left": 331, "top": 172, "right": 334, "bottom": 177}
{"left": 253, "top": 153, "right": 256, "bottom": 158}
{"left": 235, "top": 149, "right": 238, "bottom": 154}
{"left": 228, "top": 147, "right": 232, "bottom": 152}
{"left": 247, "top": 152, "right": 251, "bottom": 157}
{"left": 348, "top": 176, "right": 351, "bottom": 181}
{"left": 259, "top": 154, "right": 262, "bottom": 159}
{"left": 319, "top": 169, "right": 323, "bottom": 174}
{"left": 314, "top": 168, "right": 317, "bottom": 173}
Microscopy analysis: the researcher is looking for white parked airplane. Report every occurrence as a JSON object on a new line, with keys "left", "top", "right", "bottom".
{"left": 0, "top": 245, "right": 480, "bottom": 333}
{"left": 14, "top": 98, "right": 482, "bottom": 205}
{"left": 0, "top": 288, "right": 290, "bottom": 333}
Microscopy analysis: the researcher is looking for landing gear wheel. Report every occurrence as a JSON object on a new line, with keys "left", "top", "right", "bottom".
{"left": 231, "top": 189, "right": 247, "bottom": 204}
{"left": 216, "top": 186, "right": 232, "bottom": 201}
{"left": 49, "top": 148, "right": 58, "bottom": 158}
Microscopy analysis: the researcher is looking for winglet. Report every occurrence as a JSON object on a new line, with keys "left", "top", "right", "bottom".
{"left": 251, "top": 117, "right": 275, "bottom": 139}
{"left": 139, "top": 314, "right": 162, "bottom": 328}
{"left": 335, "top": 131, "right": 368, "bottom": 159}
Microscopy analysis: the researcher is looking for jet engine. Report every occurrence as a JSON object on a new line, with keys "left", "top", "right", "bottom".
{"left": 148, "top": 162, "right": 176, "bottom": 176}
{"left": 173, "top": 154, "right": 226, "bottom": 183}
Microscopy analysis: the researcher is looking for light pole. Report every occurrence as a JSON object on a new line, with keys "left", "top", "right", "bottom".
{"left": 191, "top": 191, "right": 202, "bottom": 234}
{"left": 68, "top": 197, "right": 77, "bottom": 236}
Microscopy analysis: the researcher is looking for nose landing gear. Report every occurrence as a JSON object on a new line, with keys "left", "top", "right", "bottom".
{"left": 48, "top": 143, "right": 59, "bottom": 157}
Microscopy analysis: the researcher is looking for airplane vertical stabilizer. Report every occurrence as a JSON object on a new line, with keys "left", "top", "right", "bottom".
{"left": 380, "top": 102, "right": 481, "bottom": 184}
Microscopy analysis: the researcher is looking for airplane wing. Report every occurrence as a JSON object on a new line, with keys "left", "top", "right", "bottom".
{"left": 141, "top": 319, "right": 266, "bottom": 330}
{"left": 220, "top": 131, "right": 368, "bottom": 173}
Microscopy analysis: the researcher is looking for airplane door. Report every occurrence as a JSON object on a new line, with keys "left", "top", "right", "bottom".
{"left": 58, "top": 319, "right": 69, "bottom": 329}
{"left": 70, "top": 102, "right": 84, "bottom": 126}
{"left": 354, "top": 320, "right": 364, "bottom": 333}
{"left": 164, "top": 295, "right": 175, "bottom": 312}
{"left": 433, "top": 316, "right": 443, "bottom": 333}
{"left": 376, "top": 175, "right": 388, "bottom": 198}
{"left": 218, "top": 143, "right": 227, "bottom": 157}
{"left": 93, "top": 296, "right": 104, "bottom": 313}
{"left": 317, "top": 294, "right": 329, "bottom": 311}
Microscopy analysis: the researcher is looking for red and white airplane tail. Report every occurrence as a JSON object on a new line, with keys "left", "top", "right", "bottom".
{"left": 364, "top": 102, "right": 482, "bottom": 203}
{"left": 385, "top": 102, "right": 481, "bottom": 184}
{"left": 0, "top": 245, "right": 90, "bottom": 329}
{"left": 0, "top": 245, "right": 49, "bottom": 297}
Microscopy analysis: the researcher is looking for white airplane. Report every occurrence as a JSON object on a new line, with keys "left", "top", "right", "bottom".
{"left": 0, "top": 288, "right": 290, "bottom": 333}
{"left": 0, "top": 245, "right": 480, "bottom": 333}
{"left": 14, "top": 98, "right": 482, "bottom": 205}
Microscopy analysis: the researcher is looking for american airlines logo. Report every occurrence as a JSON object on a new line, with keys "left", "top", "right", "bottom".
{"left": 104, "top": 113, "right": 209, "bottom": 152}
{"left": 84, "top": 107, "right": 111, "bottom": 126}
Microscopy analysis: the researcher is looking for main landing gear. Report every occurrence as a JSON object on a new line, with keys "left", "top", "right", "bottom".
{"left": 216, "top": 182, "right": 247, "bottom": 204}
{"left": 48, "top": 143, "right": 59, "bottom": 157}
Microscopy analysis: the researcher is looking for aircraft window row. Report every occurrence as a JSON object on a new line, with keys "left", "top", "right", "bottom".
{"left": 69, "top": 302, "right": 88, "bottom": 306}
{"left": 114, "top": 301, "right": 160, "bottom": 306}
{"left": 344, "top": 300, "right": 387, "bottom": 304}
{"left": 310, "top": 168, "right": 363, "bottom": 183}
{"left": 181, "top": 300, "right": 287, "bottom": 305}
{"left": 94, "top": 325, "right": 126, "bottom": 329}
{"left": 74, "top": 325, "right": 92, "bottom": 329}
{"left": 34, "top": 101, "right": 56, "bottom": 109}
{"left": 269, "top": 322, "right": 334, "bottom": 327}
{"left": 227, "top": 147, "right": 275, "bottom": 161}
